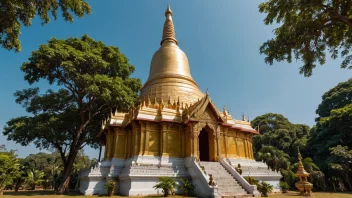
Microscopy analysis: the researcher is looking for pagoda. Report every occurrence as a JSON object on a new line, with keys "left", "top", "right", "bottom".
{"left": 79, "top": 5, "right": 281, "bottom": 197}
{"left": 295, "top": 151, "right": 313, "bottom": 196}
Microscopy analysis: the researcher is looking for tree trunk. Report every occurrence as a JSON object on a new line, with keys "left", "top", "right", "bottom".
{"left": 344, "top": 174, "right": 352, "bottom": 191}
{"left": 14, "top": 179, "right": 23, "bottom": 192}
{"left": 0, "top": 189, "right": 3, "bottom": 195}
{"left": 56, "top": 149, "right": 79, "bottom": 194}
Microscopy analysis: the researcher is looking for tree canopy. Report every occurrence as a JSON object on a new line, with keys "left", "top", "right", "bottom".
{"left": 3, "top": 35, "right": 142, "bottom": 193}
{"left": 259, "top": 0, "right": 352, "bottom": 76}
{"left": 307, "top": 79, "right": 352, "bottom": 170}
{"left": 0, "top": 146, "right": 21, "bottom": 195}
{"left": 251, "top": 113, "right": 310, "bottom": 158}
{"left": 0, "top": 0, "right": 91, "bottom": 52}
{"left": 251, "top": 113, "right": 325, "bottom": 190}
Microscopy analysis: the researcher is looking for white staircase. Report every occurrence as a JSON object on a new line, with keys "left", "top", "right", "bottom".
{"left": 199, "top": 162, "right": 250, "bottom": 197}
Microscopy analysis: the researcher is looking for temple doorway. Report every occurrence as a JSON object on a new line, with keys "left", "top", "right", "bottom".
{"left": 198, "top": 128, "right": 210, "bottom": 161}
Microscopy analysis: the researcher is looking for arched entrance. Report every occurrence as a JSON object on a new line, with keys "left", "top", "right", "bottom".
{"left": 198, "top": 128, "right": 210, "bottom": 161}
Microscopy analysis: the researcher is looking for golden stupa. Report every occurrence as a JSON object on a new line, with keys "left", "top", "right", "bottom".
{"left": 140, "top": 5, "right": 203, "bottom": 104}
{"left": 99, "top": 5, "right": 257, "bottom": 160}
{"left": 82, "top": 5, "right": 270, "bottom": 197}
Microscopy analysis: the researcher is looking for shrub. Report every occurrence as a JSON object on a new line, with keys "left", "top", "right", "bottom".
{"left": 153, "top": 177, "right": 176, "bottom": 197}
{"left": 257, "top": 181, "right": 273, "bottom": 197}
{"left": 279, "top": 181, "right": 290, "bottom": 192}
{"left": 178, "top": 178, "right": 194, "bottom": 196}
{"left": 104, "top": 181, "right": 116, "bottom": 196}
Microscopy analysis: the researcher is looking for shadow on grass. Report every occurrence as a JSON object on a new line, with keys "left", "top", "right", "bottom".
{"left": 3, "top": 190, "right": 83, "bottom": 197}
{"left": 4, "top": 191, "right": 54, "bottom": 196}
{"left": 3, "top": 191, "right": 193, "bottom": 197}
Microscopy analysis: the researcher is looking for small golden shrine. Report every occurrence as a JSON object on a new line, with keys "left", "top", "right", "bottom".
{"left": 295, "top": 150, "right": 313, "bottom": 196}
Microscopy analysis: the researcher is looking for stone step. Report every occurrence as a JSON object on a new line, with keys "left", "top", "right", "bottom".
{"left": 217, "top": 183, "right": 241, "bottom": 187}
{"left": 199, "top": 161, "right": 251, "bottom": 196}
{"left": 218, "top": 187, "right": 244, "bottom": 191}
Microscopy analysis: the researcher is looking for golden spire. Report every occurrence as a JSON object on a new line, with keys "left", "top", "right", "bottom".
{"left": 161, "top": 4, "right": 178, "bottom": 46}
{"left": 139, "top": 5, "right": 203, "bottom": 105}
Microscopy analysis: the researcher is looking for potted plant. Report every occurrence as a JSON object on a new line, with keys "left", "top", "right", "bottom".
{"left": 153, "top": 177, "right": 177, "bottom": 197}
{"left": 104, "top": 180, "right": 116, "bottom": 197}
{"left": 178, "top": 178, "right": 194, "bottom": 197}
{"left": 279, "top": 181, "right": 290, "bottom": 193}
{"left": 257, "top": 181, "right": 273, "bottom": 197}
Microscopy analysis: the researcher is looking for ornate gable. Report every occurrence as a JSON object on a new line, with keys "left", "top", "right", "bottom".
{"left": 182, "top": 94, "right": 224, "bottom": 123}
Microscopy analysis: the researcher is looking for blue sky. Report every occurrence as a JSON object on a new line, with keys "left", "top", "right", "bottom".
{"left": 0, "top": 0, "right": 350, "bottom": 159}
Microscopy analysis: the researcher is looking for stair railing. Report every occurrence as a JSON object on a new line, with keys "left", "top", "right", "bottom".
{"left": 219, "top": 157, "right": 261, "bottom": 196}
{"left": 185, "top": 156, "right": 220, "bottom": 197}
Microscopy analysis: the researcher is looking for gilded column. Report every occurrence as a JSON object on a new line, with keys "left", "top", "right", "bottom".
{"left": 127, "top": 129, "right": 132, "bottom": 158}
{"left": 235, "top": 132, "right": 239, "bottom": 157}
{"left": 104, "top": 132, "right": 108, "bottom": 159}
{"left": 193, "top": 125, "right": 198, "bottom": 158}
{"left": 106, "top": 129, "right": 112, "bottom": 159}
{"left": 132, "top": 122, "right": 140, "bottom": 156}
{"left": 244, "top": 138, "right": 248, "bottom": 159}
{"left": 181, "top": 126, "right": 185, "bottom": 157}
{"left": 139, "top": 122, "right": 146, "bottom": 156}
{"left": 216, "top": 126, "right": 222, "bottom": 159}
{"left": 224, "top": 128, "right": 229, "bottom": 158}
{"left": 159, "top": 124, "right": 163, "bottom": 156}
{"left": 161, "top": 123, "right": 168, "bottom": 155}
{"left": 144, "top": 123, "right": 150, "bottom": 155}
{"left": 113, "top": 128, "right": 119, "bottom": 158}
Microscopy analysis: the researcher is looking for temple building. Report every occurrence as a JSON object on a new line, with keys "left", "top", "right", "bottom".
{"left": 79, "top": 5, "right": 281, "bottom": 197}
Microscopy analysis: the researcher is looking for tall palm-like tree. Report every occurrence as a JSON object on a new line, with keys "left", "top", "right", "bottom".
{"left": 26, "top": 170, "right": 45, "bottom": 190}
{"left": 256, "top": 146, "right": 290, "bottom": 172}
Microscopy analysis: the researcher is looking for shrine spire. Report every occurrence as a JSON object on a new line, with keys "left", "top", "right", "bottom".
{"left": 161, "top": 4, "right": 178, "bottom": 46}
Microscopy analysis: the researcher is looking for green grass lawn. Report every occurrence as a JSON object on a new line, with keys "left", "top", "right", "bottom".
{"left": 270, "top": 191, "right": 352, "bottom": 198}
{"left": 2, "top": 190, "right": 190, "bottom": 198}
{"left": 2, "top": 190, "right": 352, "bottom": 198}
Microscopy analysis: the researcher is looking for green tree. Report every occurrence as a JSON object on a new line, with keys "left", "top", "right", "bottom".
{"left": 316, "top": 78, "right": 352, "bottom": 119}
{"left": 22, "top": 152, "right": 63, "bottom": 190}
{"left": 0, "top": 146, "right": 21, "bottom": 195}
{"left": 0, "top": 0, "right": 91, "bottom": 52}
{"left": 251, "top": 113, "right": 310, "bottom": 158}
{"left": 256, "top": 146, "right": 290, "bottom": 172}
{"left": 3, "top": 35, "right": 142, "bottom": 193}
{"left": 259, "top": 0, "right": 352, "bottom": 76}
{"left": 307, "top": 79, "right": 352, "bottom": 172}
{"left": 25, "top": 170, "right": 45, "bottom": 190}
{"left": 327, "top": 145, "right": 352, "bottom": 190}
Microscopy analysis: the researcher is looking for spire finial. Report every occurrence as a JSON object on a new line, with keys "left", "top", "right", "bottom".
{"left": 161, "top": 4, "right": 178, "bottom": 46}
{"left": 165, "top": 4, "right": 172, "bottom": 16}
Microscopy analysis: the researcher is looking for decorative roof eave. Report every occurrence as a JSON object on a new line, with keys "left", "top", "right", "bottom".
{"left": 182, "top": 94, "right": 224, "bottom": 122}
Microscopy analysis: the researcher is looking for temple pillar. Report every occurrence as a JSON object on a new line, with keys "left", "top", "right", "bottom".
{"left": 161, "top": 123, "right": 168, "bottom": 155}
{"left": 103, "top": 131, "right": 108, "bottom": 160}
{"left": 216, "top": 126, "right": 222, "bottom": 159}
{"left": 159, "top": 124, "right": 163, "bottom": 156}
{"left": 193, "top": 125, "right": 199, "bottom": 158}
{"left": 181, "top": 126, "right": 185, "bottom": 157}
{"left": 144, "top": 123, "right": 150, "bottom": 155}
{"left": 106, "top": 129, "right": 113, "bottom": 159}
{"left": 244, "top": 138, "right": 249, "bottom": 159}
{"left": 249, "top": 137, "right": 254, "bottom": 159}
{"left": 139, "top": 122, "right": 146, "bottom": 156}
{"left": 127, "top": 129, "right": 132, "bottom": 158}
{"left": 131, "top": 122, "right": 139, "bottom": 156}
{"left": 224, "top": 128, "right": 229, "bottom": 158}
{"left": 235, "top": 132, "right": 239, "bottom": 157}
{"left": 113, "top": 128, "right": 119, "bottom": 158}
